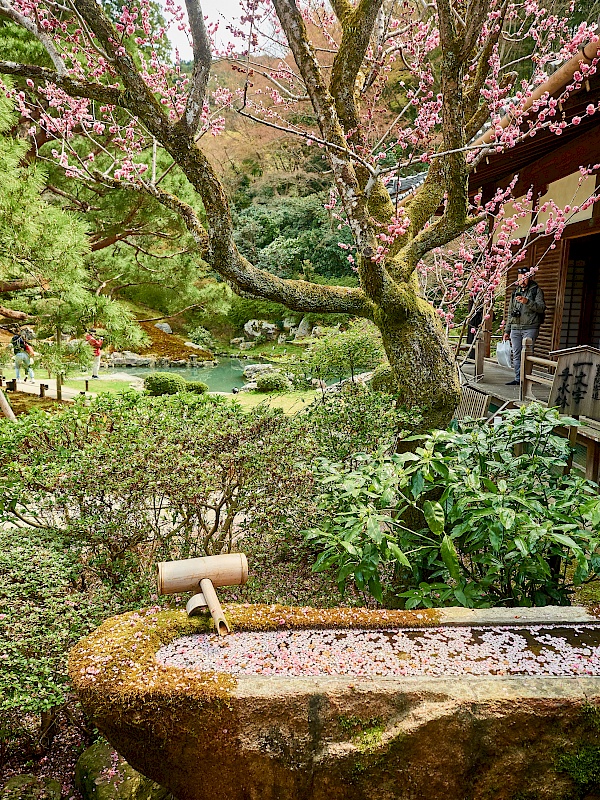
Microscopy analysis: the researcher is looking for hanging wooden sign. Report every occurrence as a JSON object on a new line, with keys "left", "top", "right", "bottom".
{"left": 549, "top": 346, "right": 600, "bottom": 420}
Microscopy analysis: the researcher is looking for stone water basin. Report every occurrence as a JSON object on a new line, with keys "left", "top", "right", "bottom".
{"left": 69, "top": 605, "right": 600, "bottom": 800}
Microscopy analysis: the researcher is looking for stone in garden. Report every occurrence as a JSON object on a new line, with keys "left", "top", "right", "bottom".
{"left": 242, "top": 363, "right": 275, "bottom": 380}
{"left": 75, "top": 740, "right": 173, "bottom": 800}
{"left": 184, "top": 342, "right": 205, "bottom": 350}
{"left": 282, "top": 318, "right": 295, "bottom": 331}
{"left": 311, "top": 326, "right": 326, "bottom": 338}
{"left": 1, "top": 776, "right": 61, "bottom": 800}
{"left": 70, "top": 606, "right": 600, "bottom": 800}
{"left": 278, "top": 333, "right": 287, "bottom": 344}
{"left": 294, "top": 315, "right": 312, "bottom": 339}
{"left": 153, "top": 323, "right": 172, "bottom": 335}
{"left": 243, "top": 320, "right": 279, "bottom": 341}
{"left": 111, "top": 352, "right": 154, "bottom": 368}
{"left": 326, "top": 371, "right": 374, "bottom": 393}
{"left": 239, "top": 341, "right": 254, "bottom": 351}
{"left": 238, "top": 382, "right": 258, "bottom": 391}
{"left": 230, "top": 337, "right": 244, "bottom": 346}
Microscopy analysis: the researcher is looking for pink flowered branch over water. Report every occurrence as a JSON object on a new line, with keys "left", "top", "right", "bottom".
{"left": 0, "top": 0, "right": 599, "bottom": 350}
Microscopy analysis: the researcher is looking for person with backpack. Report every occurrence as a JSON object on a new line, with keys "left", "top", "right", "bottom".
{"left": 85, "top": 328, "right": 104, "bottom": 378}
{"left": 11, "top": 330, "right": 35, "bottom": 382}
{"left": 502, "top": 267, "right": 546, "bottom": 386}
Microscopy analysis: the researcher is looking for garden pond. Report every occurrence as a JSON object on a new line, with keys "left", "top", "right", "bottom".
{"left": 107, "top": 358, "right": 247, "bottom": 393}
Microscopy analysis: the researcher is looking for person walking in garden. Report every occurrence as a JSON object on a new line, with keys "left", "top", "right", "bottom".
{"left": 12, "top": 330, "right": 35, "bottom": 382}
{"left": 503, "top": 268, "right": 546, "bottom": 386}
{"left": 85, "top": 328, "right": 104, "bottom": 379}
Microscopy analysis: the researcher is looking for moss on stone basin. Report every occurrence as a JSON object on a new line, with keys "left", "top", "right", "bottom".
{"left": 69, "top": 606, "right": 600, "bottom": 800}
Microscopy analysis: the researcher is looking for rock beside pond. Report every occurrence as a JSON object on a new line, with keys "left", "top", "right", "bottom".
{"left": 153, "top": 323, "right": 172, "bottom": 335}
{"left": 243, "top": 363, "right": 276, "bottom": 380}
{"left": 1, "top": 776, "right": 61, "bottom": 800}
{"left": 75, "top": 740, "right": 172, "bottom": 800}
{"left": 109, "top": 352, "right": 154, "bottom": 368}
{"left": 70, "top": 607, "right": 600, "bottom": 800}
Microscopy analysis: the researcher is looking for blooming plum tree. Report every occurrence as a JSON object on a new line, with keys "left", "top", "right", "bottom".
{"left": 0, "top": 0, "right": 599, "bottom": 426}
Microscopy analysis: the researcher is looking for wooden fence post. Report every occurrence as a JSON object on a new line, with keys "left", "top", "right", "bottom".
{"left": 475, "top": 339, "right": 484, "bottom": 381}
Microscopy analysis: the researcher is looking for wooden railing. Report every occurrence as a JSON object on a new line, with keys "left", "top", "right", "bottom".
{"left": 519, "top": 337, "right": 557, "bottom": 401}
{"left": 452, "top": 334, "right": 503, "bottom": 381}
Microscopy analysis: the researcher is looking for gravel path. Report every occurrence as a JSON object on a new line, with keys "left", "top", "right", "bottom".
{"left": 156, "top": 625, "right": 600, "bottom": 678}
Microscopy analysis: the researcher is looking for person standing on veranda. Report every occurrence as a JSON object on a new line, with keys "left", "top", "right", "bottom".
{"left": 85, "top": 328, "right": 104, "bottom": 379}
{"left": 503, "top": 267, "right": 546, "bottom": 386}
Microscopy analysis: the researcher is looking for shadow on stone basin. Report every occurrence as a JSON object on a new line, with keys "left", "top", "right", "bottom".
{"left": 69, "top": 606, "right": 600, "bottom": 800}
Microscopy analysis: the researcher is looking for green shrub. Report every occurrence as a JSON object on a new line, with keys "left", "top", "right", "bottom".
{"left": 293, "top": 320, "right": 384, "bottom": 384}
{"left": 256, "top": 371, "right": 291, "bottom": 392}
{"left": 187, "top": 326, "right": 216, "bottom": 351}
{"left": 0, "top": 525, "right": 123, "bottom": 757}
{"left": 305, "top": 404, "right": 600, "bottom": 607}
{"left": 185, "top": 380, "right": 209, "bottom": 394}
{"left": 144, "top": 371, "right": 187, "bottom": 395}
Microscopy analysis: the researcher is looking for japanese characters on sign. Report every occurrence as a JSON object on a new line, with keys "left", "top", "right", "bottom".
{"left": 549, "top": 346, "right": 600, "bottom": 420}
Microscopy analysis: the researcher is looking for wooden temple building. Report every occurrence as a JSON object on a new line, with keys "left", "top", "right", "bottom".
{"left": 468, "top": 68, "right": 600, "bottom": 360}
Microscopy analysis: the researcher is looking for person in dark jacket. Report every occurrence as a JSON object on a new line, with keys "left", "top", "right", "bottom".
{"left": 502, "top": 267, "right": 546, "bottom": 385}
{"left": 11, "top": 330, "right": 35, "bottom": 382}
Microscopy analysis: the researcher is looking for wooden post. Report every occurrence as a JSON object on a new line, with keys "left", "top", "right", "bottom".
{"left": 39, "top": 383, "right": 47, "bottom": 398}
{"left": 563, "top": 422, "right": 579, "bottom": 476}
{"left": 474, "top": 339, "right": 484, "bottom": 381}
{"left": 0, "top": 388, "right": 16, "bottom": 421}
{"left": 586, "top": 438, "right": 600, "bottom": 483}
{"left": 483, "top": 311, "right": 493, "bottom": 359}
{"left": 519, "top": 337, "right": 534, "bottom": 401}
{"left": 85, "top": 379, "right": 89, "bottom": 392}
{"left": 56, "top": 373, "right": 62, "bottom": 401}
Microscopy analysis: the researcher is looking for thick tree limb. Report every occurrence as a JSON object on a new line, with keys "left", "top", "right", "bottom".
{"left": 0, "top": 278, "right": 39, "bottom": 294}
{"left": 0, "top": 61, "right": 124, "bottom": 105}
{"left": 73, "top": 0, "right": 171, "bottom": 141}
{"left": 0, "top": 389, "right": 16, "bottom": 422}
{"left": 330, "top": 0, "right": 384, "bottom": 140}
{"left": 179, "top": 0, "right": 212, "bottom": 134}
{"left": 0, "top": 305, "right": 29, "bottom": 320}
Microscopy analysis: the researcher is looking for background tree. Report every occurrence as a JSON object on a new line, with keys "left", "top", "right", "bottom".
{"left": 0, "top": 0, "right": 598, "bottom": 426}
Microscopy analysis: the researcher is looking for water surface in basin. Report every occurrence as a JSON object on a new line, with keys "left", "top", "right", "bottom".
{"left": 156, "top": 625, "right": 600, "bottom": 677}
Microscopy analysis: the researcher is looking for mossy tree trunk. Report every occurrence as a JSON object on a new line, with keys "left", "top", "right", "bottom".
{"left": 0, "top": 0, "right": 509, "bottom": 430}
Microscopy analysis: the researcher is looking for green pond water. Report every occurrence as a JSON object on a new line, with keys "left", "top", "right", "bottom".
{"left": 107, "top": 359, "right": 247, "bottom": 393}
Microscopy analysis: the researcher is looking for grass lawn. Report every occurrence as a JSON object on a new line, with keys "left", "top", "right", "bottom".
{"left": 231, "top": 389, "right": 319, "bottom": 414}
{"left": 63, "top": 377, "right": 142, "bottom": 395}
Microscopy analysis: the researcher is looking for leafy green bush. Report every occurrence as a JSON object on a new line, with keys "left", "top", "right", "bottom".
{"left": 303, "top": 387, "right": 420, "bottom": 467}
{"left": 294, "top": 321, "right": 384, "bottom": 385}
{"left": 255, "top": 371, "right": 291, "bottom": 392}
{"left": 187, "top": 326, "right": 216, "bottom": 351}
{"left": 0, "top": 525, "right": 123, "bottom": 757}
{"left": 185, "top": 380, "right": 209, "bottom": 394}
{"left": 305, "top": 404, "right": 600, "bottom": 607}
{"left": 144, "top": 371, "right": 187, "bottom": 395}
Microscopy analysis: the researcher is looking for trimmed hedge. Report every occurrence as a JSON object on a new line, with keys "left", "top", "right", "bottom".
{"left": 144, "top": 372, "right": 187, "bottom": 395}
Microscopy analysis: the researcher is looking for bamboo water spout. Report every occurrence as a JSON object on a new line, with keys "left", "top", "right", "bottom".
{"left": 156, "top": 554, "right": 248, "bottom": 636}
